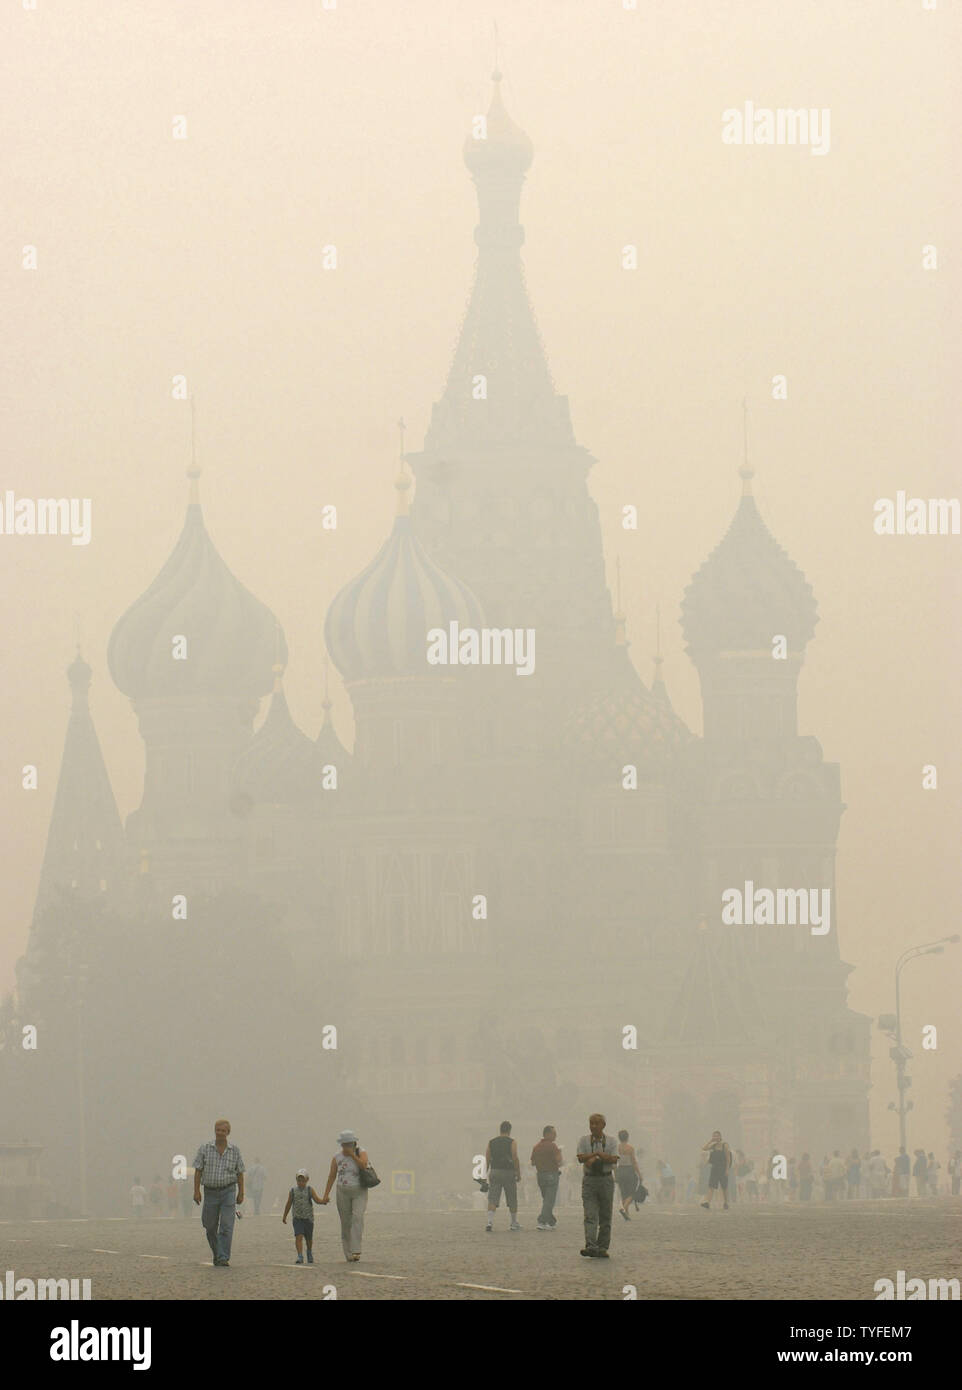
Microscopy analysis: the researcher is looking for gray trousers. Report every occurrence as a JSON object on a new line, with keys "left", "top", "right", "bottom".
{"left": 582, "top": 1175, "right": 613, "bottom": 1251}
{"left": 336, "top": 1184, "right": 368, "bottom": 1259}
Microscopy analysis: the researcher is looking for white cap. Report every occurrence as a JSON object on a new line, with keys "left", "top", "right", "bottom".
{"left": 337, "top": 1130, "right": 357, "bottom": 1145}
{"left": 296, "top": 1168, "right": 309, "bottom": 1178}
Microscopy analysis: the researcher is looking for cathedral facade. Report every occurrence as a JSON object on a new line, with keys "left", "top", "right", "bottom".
{"left": 7, "top": 74, "right": 871, "bottom": 1208}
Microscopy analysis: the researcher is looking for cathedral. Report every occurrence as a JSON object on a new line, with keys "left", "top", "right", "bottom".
{"left": 6, "top": 73, "right": 871, "bottom": 1210}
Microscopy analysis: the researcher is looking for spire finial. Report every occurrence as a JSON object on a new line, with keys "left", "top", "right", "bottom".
{"left": 395, "top": 416, "right": 411, "bottom": 516}
{"left": 187, "top": 397, "right": 201, "bottom": 503}
{"left": 739, "top": 397, "right": 754, "bottom": 496}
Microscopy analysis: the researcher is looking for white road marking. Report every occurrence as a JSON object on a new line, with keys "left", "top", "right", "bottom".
{"left": 348, "top": 1270, "right": 406, "bottom": 1280}
{"left": 137, "top": 1254, "right": 170, "bottom": 1260}
{"left": 454, "top": 1282, "right": 524, "bottom": 1293}
{"left": 90, "top": 1249, "right": 119, "bottom": 1254}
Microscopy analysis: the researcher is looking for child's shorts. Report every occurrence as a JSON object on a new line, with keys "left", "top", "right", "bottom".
{"left": 293, "top": 1218, "right": 314, "bottom": 1238}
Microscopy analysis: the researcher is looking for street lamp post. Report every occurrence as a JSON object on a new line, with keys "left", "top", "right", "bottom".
{"left": 882, "top": 935, "right": 960, "bottom": 1159}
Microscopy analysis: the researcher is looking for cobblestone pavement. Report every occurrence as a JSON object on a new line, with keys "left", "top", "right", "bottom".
{"left": 2, "top": 1201, "right": 959, "bottom": 1300}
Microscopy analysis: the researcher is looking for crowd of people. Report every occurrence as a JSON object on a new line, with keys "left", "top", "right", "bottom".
{"left": 472, "top": 1133, "right": 962, "bottom": 1214}
{"left": 128, "top": 1118, "right": 962, "bottom": 1269}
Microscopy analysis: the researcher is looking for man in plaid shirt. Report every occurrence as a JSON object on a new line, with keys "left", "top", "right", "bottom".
{"left": 193, "top": 1119, "right": 245, "bottom": 1266}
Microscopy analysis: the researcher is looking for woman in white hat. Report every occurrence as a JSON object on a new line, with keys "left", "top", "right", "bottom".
{"left": 320, "top": 1130, "right": 369, "bottom": 1262}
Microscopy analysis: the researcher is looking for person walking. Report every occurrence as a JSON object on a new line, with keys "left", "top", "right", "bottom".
{"left": 912, "top": 1149, "right": 928, "bottom": 1198}
{"left": 530, "top": 1125, "right": 563, "bottom": 1231}
{"left": 130, "top": 1176, "right": 146, "bottom": 1220}
{"left": 320, "top": 1130, "right": 369, "bottom": 1263}
{"left": 798, "top": 1153, "right": 814, "bottom": 1203}
{"left": 894, "top": 1146, "right": 910, "bottom": 1197}
{"left": 484, "top": 1121, "right": 521, "bottom": 1232}
{"left": 615, "top": 1132, "right": 642, "bottom": 1219}
{"left": 577, "top": 1113, "right": 618, "bottom": 1257}
{"left": 846, "top": 1149, "right": 861, "bottom": 1199}
{"left": 282, "top": 1169, "right": 322, "bottom": 1264}
{"left": 192, "top": 1118, "right": 245, "bottom": 1267}
{"left": 926, "top": 1152, "right": 940, "bottom": 1196}
{"left": 248, "top": 1157, "right": 267, "bottom": 1215}
{"left": 948, "top": 1150, "right": 961, "bottom": 1197}
{"left": 700, "top": 1131, "right": 732, "bottom": 1211}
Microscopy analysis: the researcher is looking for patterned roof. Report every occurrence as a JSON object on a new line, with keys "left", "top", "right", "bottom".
{"left": 681, "top": 484, "right": 818, "bottom": 660}
{"left": 565, "top": 645, "right": 694, "bottom": 768}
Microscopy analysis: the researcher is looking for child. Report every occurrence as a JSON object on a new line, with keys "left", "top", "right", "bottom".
{"left": 282, "top": 1169, "right": 322, "bottom": 1264}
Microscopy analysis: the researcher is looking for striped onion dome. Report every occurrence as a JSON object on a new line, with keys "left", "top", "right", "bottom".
{"left": 325, "top": 486, "right": 484, "bottom": 683}
{"left": 109, "top": 472, "right": 284, "bottom": 700}
{"left": 681, "top": 469, "right": 817, "bottom": 662}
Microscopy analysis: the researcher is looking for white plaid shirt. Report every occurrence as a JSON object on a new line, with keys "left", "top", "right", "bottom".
{"left": 193, "top": 1141, "right": 245, "bottom": 1188}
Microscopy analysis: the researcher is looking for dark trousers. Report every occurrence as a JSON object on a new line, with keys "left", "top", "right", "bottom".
{"left": 582, "top": 1176, "right": 613, "bottom": 1251}
{"left": 251, "top": 1189, "right": 263, "bottom": 1215}
{"left": 537, "top": 1171, "right": 559, "bottom": 1226}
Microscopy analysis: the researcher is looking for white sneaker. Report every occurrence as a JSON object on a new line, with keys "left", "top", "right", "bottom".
{"left": 510, "top": 1221, "right": 521, "bottom": 1231}
{"left": 536, "top": 1222, "right": 548, "bottom": 1231}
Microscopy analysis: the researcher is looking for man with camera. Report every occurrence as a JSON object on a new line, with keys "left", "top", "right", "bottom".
{"left": 577, "top": 1112, "right": 619, "bottom": 1257}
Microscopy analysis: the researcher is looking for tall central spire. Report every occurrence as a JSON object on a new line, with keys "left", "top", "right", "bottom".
{"left": 422, "top": 71, "right": 573, "bottom": 455}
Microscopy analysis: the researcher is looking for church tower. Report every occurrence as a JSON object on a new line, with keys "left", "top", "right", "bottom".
{"left": 107, "top": 467, "right": 284, "bottom": 893}
{"left": 407, "top": 72, "right": 614, "bottom": 726}
{"left": 682, "top": 466, "right": 870, "bottom": 1156}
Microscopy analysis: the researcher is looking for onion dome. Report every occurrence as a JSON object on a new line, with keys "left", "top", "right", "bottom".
{"left": 565, "top": 617, "right": 694, "bottom": 771}
{"left": 463, "top": 70, "right": 533, "bottom": 176}
{"left": 231, "top": 665, "right": 325, "bottom": 807}
{"left": 108, "top": 469, "right": 285, "bottom": 700}
{"left": 325, "top": 472, "right": 484, "bottom": 682}
{"left": 681, "top": 468, "right": 818, "bottom": 662}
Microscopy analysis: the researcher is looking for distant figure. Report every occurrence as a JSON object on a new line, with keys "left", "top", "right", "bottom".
{"left": 846, "top": 1149, "right": 861, "bottom": 1199}
{"left": 282, "top": 1169, "right": 322, "bottom": 1264}
{"left": 949, "top": 1150, "right": 962, "bottom": 1197}
{"left": 166, "top": 1176, "right": 178, "bottom": 1218}
{"left": 912, "top": 1149, "right": 928, "bottom": 1197}
{"left": 193, "top": 1118, "right": 245, "bottom": 1267}
{"left": 130, "top": 1176, "right": 146, "bottom": 1220}
{"left": 826, "top": 1151, "right": 846, "bottom": 1200}
{"left": 530, "top": 1124, "right": 563, "bottom": 1231}
{"left": 577, "top": 1112, "right": 618, "bottom": 1257}
{"left": 868, "top": 1149, "right": 888, "bottom": 1199}
{"left": 320, "top": 1130, "right": 370, "bottom": 1262}
{"left": 615, "top": 1131, "right": 642, "bottom": 1219}
{"left": 484, "top": 1120, "right": 521, "bottom": 1233}
{"left": 700, "top": 1131, "right": 732, "bottom": 1211}
{"left": 744, "top": 1156, "right": 759, "bottom": 1201}
{"left": 894, "top": 1146, "right": 910, "bottom": 1197}
{"left": 248, "top": 1157, "right": 267, "bottom": 1215}
{"left": 654, "top": 1157, "right": 674, "bottom": 1207}
{"left": 926, "top": 1152, "right": 940, "bottom": 1197}
{"left": 798, "top": 1153, "right": 813, "bottom": 1203}
{"left": 149, "top": 1175, "right": 165, "bottom": 1217}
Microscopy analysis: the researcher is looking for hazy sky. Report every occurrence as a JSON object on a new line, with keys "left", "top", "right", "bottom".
{"left": 1, "top": 0, "right": 960, "bottom": 1150}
